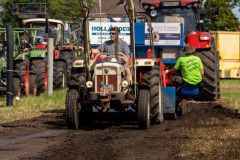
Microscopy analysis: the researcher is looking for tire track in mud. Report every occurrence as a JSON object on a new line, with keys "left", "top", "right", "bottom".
{"left": 0, "top": 101, "right": 239, "bottom": 160}
{"left": 0, "top": 130, "right": 67, "bottom": 160}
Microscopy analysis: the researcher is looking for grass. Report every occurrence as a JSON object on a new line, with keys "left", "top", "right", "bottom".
{"left": 219, "top": 79, "right": 240, "bottom": 110}
{"left": 0, "top": 79, "right": 239, "bottom": 123}
{"left": 0, "top": 89, "right": 66, "bottom": 123}
{"left": 178, "top": 117, "right": 240, "bottom": 159}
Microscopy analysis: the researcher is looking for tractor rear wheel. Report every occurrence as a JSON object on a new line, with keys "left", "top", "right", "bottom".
{"left": 142, "top": 65, "right": 164, "bottom": 124}
{"left": 53, "top": 61, "right": 67, "bottom": 89}
{"left": 195, "top": 47, "right": 220, "bottom": 101}
{"left": 138, "top": 89, "right": 150, "bottom": 129}
{"left": 29, "top": 74, "right": 37, "bottom": 96}
{"left": 61, "top": 51, "right": 74, "bottom": 82}
{"left": 13, "top": 77, "right": 21, "bottom": 98}
{"left": 14, "top": 60, "right": 29, "bottom": 96}
{"left": 30, "top": 60, "right": 47, "bottom": 94}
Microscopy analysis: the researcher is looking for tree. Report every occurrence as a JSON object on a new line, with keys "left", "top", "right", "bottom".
{"left": 204, "top": 0, "right": 240, "bottom": 31}
{"left": 0, "top": 0, "right": 46, "bottom": 27}
{"left": 0, "top": 0, "right": 96, "bottom": 27}
{"left": 0, "top": 0, "right": 239, "bottom": 31}
{"left": 47, "top": 0, "right": 80, "bottom": 21}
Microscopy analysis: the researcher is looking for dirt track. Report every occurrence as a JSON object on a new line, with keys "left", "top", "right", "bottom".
{"left": 0, "top": 101, "right": 239, "bottom": 160}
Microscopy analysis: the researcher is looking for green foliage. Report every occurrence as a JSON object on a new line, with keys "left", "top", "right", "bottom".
{"left": 47, "top": 0, "right": 81, "bottom": 21}
{"left": 0, "top": 0, "right": 95, "bottom": 27}
{"left": 1, "top": 0, "right": 19, "bottom": 27}
{"left": 0, "top": 0, "right": 239, "bottom": 31}
{"left": 0, "top": 0, "right": 47, "bottom": 27}
{"left": 204, "top": 0, "right": 240, "bottom": 31}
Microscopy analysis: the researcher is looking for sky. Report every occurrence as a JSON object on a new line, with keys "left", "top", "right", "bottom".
{"left": 232, "top": 6, "right": 240, "bottom": 21}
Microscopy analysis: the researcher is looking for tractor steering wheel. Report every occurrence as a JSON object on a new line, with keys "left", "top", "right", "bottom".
{"left": 93, "top": 52, "right": 128, "bottom": 63}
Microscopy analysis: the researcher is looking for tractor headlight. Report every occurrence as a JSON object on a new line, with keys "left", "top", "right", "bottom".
{"left": 187, "top": 3, "right": 193, "bottom": 8}
{"left": 143, "top": 5, "right": 149, "bottom": 9}
{"left": 121, "top": 80, "right": 129, "bottom": 88}
{"left": 193, "top": 2, "right": 199, "bottom": 8}
{"left": 86, "top": 81, "right": 93, "bottom": 88}
{"left": 150, "top": 10, "right": 157, "bottom": 17}
{"left": 150, "top": 5, "right": 155, "bottom": 10}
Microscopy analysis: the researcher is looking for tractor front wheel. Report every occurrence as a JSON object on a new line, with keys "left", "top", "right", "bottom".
{"left": 142, "top": 65, "right": 164, "bottom": 124}
{"left": 66, "top": 89, "right": 80, "bottom": 129}
{"left": 138, "top": 89, "right": 150, "bottom": 129}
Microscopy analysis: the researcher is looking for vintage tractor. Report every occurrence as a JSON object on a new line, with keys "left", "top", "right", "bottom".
{"left": 66, "top": 0, "right": 164, "bottom": 129}
{"left": 66, "top": 0, "right": 220, "bottom": 129}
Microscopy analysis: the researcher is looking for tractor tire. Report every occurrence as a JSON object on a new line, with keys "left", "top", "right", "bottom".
{"left": 142, "top": 65, "right": 164, "bottom": 124}
{"left": 30, "top": 60, "right": 47, "bottom": 94}
{"left": 13, "top": 77, "right": 21, "bottom": 98}
{"left": 69, "top": 72, "right": 86, "bottom": 87}
{"left": 29, "top": 74, "right": 37, "bottom": 96}
{"left": 53, "top": 61, "right": 67, "bottom": 90}
{"left": 138, "top": 89, "right": 150, "bottom": 129}
{"left": 14, "top": 60, "right": 29, "bottom": 96}
{"left": 195, "top": 47, "right": 220, "bottom": 101}
{"left": 60, "top": 51, "right": 74, "bottom": 82}
{"left": 66, "top": 89, "right": 80, "bottom": 129}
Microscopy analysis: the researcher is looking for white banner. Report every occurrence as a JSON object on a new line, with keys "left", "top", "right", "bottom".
{"left": 145, "top": 23, "right": 181, "bottom": 45}
{"left": 88, "top": 22, "right": 182, "bottom": 46}
{"left": 89, "top": 22, "right": 130, "bottom": 45}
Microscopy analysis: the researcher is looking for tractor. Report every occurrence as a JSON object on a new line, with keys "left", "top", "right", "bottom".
{"left": 66, "top": 0, "right": 164, "bottom": 129}
{"left": 13, "top": 3, "right": 77, "bottom": 94}
{"left": 65, "top": 0, "right": 220, "bottom": 129}
{"left": 22, "top": 18, "right": 74, "bottom": 93}
{"left": 141, "top": 0, "right": 220, "bottom": 101}
{"left": 140, "top": 0, "right": 220, "bottom": 118}
{"left": 0, "top": 28, "right": 41, "bottom": 97}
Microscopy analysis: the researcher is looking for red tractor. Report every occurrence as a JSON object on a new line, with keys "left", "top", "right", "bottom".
{"left": 141, "top": 0, "right": 220, "bottom": 101}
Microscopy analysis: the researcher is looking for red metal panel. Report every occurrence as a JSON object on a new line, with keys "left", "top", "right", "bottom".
{"left": 187, "top": 31, "right": 211, "bottom": 49}
{"left": 96, "top": 75, "right": 118, "bottom": 91}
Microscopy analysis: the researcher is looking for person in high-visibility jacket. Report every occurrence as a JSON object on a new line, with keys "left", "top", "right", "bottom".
{"left": 166, "top": 43, "right": 204, "bottom": 86}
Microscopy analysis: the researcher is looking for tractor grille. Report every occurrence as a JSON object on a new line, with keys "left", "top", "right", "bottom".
{"left": 96, "top": 75, "right": 117, "bottom": 92}
{"left": 94, "top": 63, "right": 122, "bottom": 92}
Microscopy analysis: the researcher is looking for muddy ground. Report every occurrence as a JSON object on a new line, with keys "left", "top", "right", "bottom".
{"left": 0, "top": 101, "right": 239, "bottom": 160}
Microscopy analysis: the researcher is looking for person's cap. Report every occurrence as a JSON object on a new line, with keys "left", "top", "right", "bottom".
{"left": 110, "top": 27, "right": 120, "bottom": 33}
{"left": 181, "top": 43, "right": 196, "bottom": 54}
